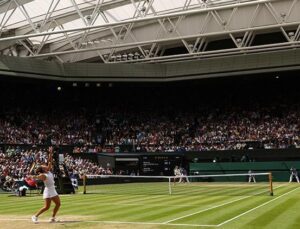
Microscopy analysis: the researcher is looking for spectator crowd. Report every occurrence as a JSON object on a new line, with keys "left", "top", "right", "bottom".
{"left": 0, "top": 147, "right": 48, "bottom": 191}
{"left": 0, "top": 147, "right": 110, "bottom": 192}
{"left": 64, "top": 154, "right": 112, "bottom": 176}
{"left": 0, "top": 104, "right": 299, "bottom": 152}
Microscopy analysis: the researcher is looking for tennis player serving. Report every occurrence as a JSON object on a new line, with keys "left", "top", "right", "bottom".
{"left": 30, "top": 146, "right": 61, "bottom": 223}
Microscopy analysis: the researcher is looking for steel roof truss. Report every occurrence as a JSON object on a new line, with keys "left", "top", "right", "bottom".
{"left": 0, "top": 5, "right": 16, "bottom": 36}
{"left": 2, "top": 0, "right": 300, "bottom": 64}
{"left": 13, "top": 0, "right": 37, "bottom": 33}
{"left": 18, "top": 40, "right": 34, "bottom": 55}
{"left": 286, "top": 0, "right": 298, "bottom": 21}
{"left": 295, "top": 25, "right": 300, "bottom": 41}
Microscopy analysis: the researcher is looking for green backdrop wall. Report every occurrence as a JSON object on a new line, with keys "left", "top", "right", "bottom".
{"left": 189, "top": 161, "right": 300, "bottom": 182}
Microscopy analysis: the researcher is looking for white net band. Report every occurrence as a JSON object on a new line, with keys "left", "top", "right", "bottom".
{"left": 85, "top": 172, "right": 271, "bottom": 179}
{"left": 82, "top": 172, "right": 273, "bottom": 196}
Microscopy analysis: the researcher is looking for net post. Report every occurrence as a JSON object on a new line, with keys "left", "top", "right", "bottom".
{"left": 168, "top": 177, "right": 172, "bottom": 195}
{"left": 269, "top": 172, "right": 273, "bottom": 196}
{"left": 83, "top": 174, "right": 87, "bottom": 194}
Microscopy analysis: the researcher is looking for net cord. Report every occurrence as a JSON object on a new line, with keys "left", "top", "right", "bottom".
{"left": 83, "top": 172, "right": 273, "bottom": 195}
{"left": 85, "top": 172, "right": 271, "bottom": 179}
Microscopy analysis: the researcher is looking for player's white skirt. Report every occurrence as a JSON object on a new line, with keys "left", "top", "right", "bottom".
{"left": 43, "top": 187, "right": 58, "bottom": 199}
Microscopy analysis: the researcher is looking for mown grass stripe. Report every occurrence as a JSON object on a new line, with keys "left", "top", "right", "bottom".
{"left": 217, "top": 186, "right": 300, "bottom": 227}
{"left": 118, "top": 194, "right": 237, "bottom": 222}
{"left": 201, "top": 195, "right": 273, "bottom": 225}
{"left": 0, "top": 182, "right": 297, "bottom": 229}
{"left": 163, "top": 184, "right": 287, "bottom": 224}
{"left": 246, "top": 197, "right": 300, "bottom": 228}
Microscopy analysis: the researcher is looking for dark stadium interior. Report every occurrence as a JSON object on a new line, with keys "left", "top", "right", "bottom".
{"left": 1, "top": 70, "right": 299, "bottom": 106}
{"left": 1, "top": 71, "right": 299, "bottom": 150}
{"left": 1, "top": 71, "right": 300, "bottom": 190}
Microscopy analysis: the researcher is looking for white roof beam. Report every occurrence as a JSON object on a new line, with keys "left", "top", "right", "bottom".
{"left": 12, "top": 0, "right": 139, "bottom": 35}
{"left": 0, "top": 0, "right": 275, "bottom": 43}
{"left": 29, "top": 21, "right": 300, "bottom": 59}
{"left": 0, "top": 0, "right": 33, "bottom": 14}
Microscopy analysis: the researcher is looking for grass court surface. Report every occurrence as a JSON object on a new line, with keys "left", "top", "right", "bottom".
{"left": 0, "top": 182, "right": 300, "bottom": 229}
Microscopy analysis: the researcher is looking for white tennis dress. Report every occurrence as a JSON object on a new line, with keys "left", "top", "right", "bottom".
{"left": 43, "top": 171, "right": 58, "bottom": 199}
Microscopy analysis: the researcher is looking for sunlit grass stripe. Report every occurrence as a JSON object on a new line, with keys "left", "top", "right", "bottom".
{"left": 0, "top": 194, "right": 146, "bottom": 212}
{"left": 179, "top": 185, "right": 265, "bottom": 197}
{"left": 78, "top": 194, "right": 237, "bottom": 221}
{"left": 0, "top": 200, "right": 42, "bottom": 212}
{"left": 0, "top": 194, "right": 136, "bottom": 207}
{"left": 0, "top": 187, "right": 270, "bottom": 214}
{"left": 0, "top": 183, "right": 283, "bottom": 211}
{"left": 267, "top": 184, "right": 295, "bottom": 195}
{"left": 69, "top": 192, "right": 156, "bottom": 203}
{"left": 122, "top": 193, "right": 224, "bottom": 206}
{"left": 91, "top": 203, "right": 193, "bottom": 221}
{"left": 282, "top": 203, "right": 300, "bottom": 228}
{"left": 0, "top": 194, "right": 163, "bottom": 213}
{"left": 60, "top": 198, "right": 160, "bottom": 216}
{"left": 0, "top": 186, "right": 289, "bottom": 209}
{"left": 133, "top": 196, "right": 241, "bottom": 222}
{"left": 172, "top": 186, "right": 263, "bottom": 196}
{"left": 85, "top": 182, "right": 169, "bottom": 192}
{"left": 245, "top": 196, "right": 300, "bottom": 227}
{"left": 177, "top": 184, "right": 264, "bottom": 196}
{"left": 71, "top": 192, "right": 162, "bottom": 205}
{"left": 70, "top": 193, "right": 195, "bottom": 206}
{"left": 198, "top": 196, "right": 273, "bottom": 225}
{"left": 65, "top": 184, "right": 296, "bottom": 224}
{"left": 135, "top": 192, "right": 226, "bottom": 208}
{"left": 0, "top": 195, "right": 40, "bottom": 204}
{"left": 122, "top": 205, "right": 196, "bottom": 222}
{"left": 0, "top": 196, "right": 105, "bottom": 211}
{"left": 60, "top": 196, "right": 172, "bottom": 216}
{"left": 165, "top": 184, "right": 290, "bottom": 225}
{"left": 87, "top": 183, "right": 258, "bottom": 196}
{"left": 61, "top": 194, "right": 168, "bottom": 216}
{"left": 88, "top": 187, "right": 168, "bottom": 195}
{"left": 1, "top": 183, "right": 299, "bottom": 229}
{"left": 217, "top": 186, "right": 300, "bottom": 227}
{"left": 1, "top": 202, "right": 46, "bottom": 214}
{"left": 68, "top": 183, "right": 288, "bottom": 219}
{"left": 60, "top": 194, "right": 227, "bottom": 219}
{"left": 172, "top": 186, "right": 234, "bottom": 196}
{"left": 142, "top": 194, "right": 258, "bottom": 223}
{"left": 107, "top": 190, "right": 243, "bottom": 208}
{"left": 163, "top": 185, "right": 284, "bottom": 225}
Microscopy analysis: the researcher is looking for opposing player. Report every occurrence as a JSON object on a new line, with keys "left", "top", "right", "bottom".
{"left": 248, "top": 170, "right": 256, "bottom": 183}
{"left": 173, "top": 166, "right": 182, "bottom": 185}
{"left": 181, "top": 167, "right": 190, "bottom": 183}
{"left": 30, "top": 146, "right": 61, "bottom": 223}
{"left": 289, "top": 167, "right": 300, "bottom": 183}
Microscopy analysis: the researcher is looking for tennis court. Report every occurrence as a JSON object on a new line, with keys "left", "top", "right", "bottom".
{"left": 0, "top": 182, "right": 300, "bottom": 229}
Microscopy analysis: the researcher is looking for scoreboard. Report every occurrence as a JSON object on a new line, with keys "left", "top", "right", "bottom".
{"left": 140, "top": 155, "right": 183, "bottom": 175}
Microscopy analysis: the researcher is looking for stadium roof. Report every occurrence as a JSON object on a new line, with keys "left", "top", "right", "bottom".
{"left": 0, "top": 0, "right": 300, "bottom": 64}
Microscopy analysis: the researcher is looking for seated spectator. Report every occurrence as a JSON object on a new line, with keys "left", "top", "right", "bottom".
{"left": 24, "top": 177, "right": 38, "bottom": 189}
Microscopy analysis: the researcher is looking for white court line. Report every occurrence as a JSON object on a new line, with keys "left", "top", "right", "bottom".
{"left": 217, "top": 186, "right": 300, "bottom": 227}
{"left": 86, "top": 220, "right": 217, "bottom": 227}
{"left": 0, "top": 219, "right": 31, "bottom": 221}
{"left": 70, "top": 202, "right": 205, "bottom": 207}
{"left": 163, "top": 184, "right": 286, "bottom": 224}
{"left": 0, "top": 218, "right": 216, "bottom": 227}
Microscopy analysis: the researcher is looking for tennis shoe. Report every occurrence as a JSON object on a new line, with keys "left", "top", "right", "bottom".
{"left": 31, "top": 215, "right": 38, "bottom": 224}
{"left": 49, "top": 217, "right": 59, "bottom": 223}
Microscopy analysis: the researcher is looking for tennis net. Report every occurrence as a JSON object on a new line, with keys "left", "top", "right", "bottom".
{"left": 81, "top": 172, "right": 274, "bottom": 196}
